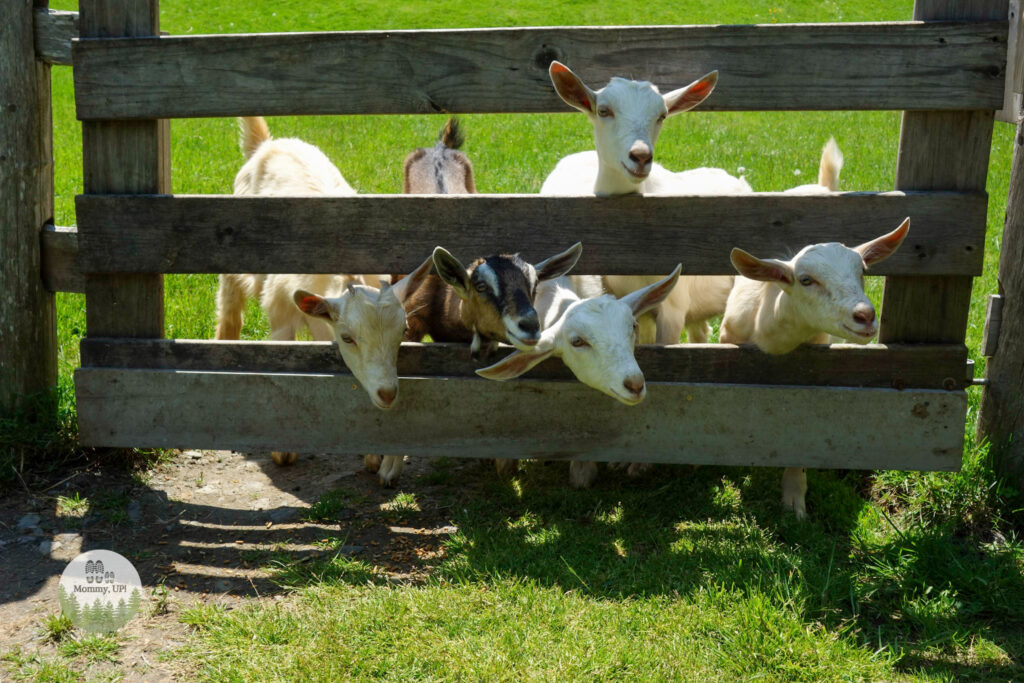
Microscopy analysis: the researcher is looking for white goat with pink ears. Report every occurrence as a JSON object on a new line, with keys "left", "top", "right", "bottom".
{"left": 720, "top": 217, "right": 911, "bottom": 518}
{"left": 539, "top": 61, "right": 745, "bottom": 347}
{"left": 477, "top": 267, "right": 682, "bottom": 489}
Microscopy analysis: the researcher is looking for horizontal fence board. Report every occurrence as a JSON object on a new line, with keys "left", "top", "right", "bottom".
{"left": 79, "top": 338, "right": 969, "bottom": 390}
{"left": 75, "top": 367, "right": 965, "bottom": 470}
{"left": 71, "top": 21, "right": 1007, "bottom": 119}
{"left": 41, "top": 224, "right": 83, "bottom": 293}
{"left": 74, "top": 192, "right": 986, "bottom": 276}
{"left": 34, "top": 8, "right": 78, "bottom": 66}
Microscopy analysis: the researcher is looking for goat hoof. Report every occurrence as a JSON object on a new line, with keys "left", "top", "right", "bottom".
{"left": 271, "top": 451, "right": 299, "bottom": 466}
{"left": 569, "top": 461, "right": 598, "bottom": 489}
{"left": 364, "top": 454, "right": 383, "bottom": 473}
{"left": 494, "top": 458, "right": 519, "bottom": 477}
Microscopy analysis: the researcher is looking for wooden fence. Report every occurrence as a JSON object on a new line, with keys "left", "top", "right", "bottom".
{"left": 5, "top": 0, "right": 1024, "bottom": 475}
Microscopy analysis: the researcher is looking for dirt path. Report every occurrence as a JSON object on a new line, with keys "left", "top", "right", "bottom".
{"left": 0, "top": 449, "right": 465, "bottom": 680}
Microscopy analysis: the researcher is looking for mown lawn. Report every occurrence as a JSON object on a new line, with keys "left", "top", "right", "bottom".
{"left": 4, "top": 0, "right": 1023, "bottom": 680}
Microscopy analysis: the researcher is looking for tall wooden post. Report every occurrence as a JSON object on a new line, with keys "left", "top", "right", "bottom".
{"left": 0, "top": 0, "right": 57, "bottom": 414}
{"left": 79, "top": 0, "right": 168, "bottom": 341}
{"left": 977, "top": 114, "right": 1024, "bottom": 481}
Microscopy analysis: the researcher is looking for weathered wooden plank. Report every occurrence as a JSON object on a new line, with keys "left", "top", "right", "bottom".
{"left": 74, "top": 368, "right": 966, "bottom": 471}
{"left": 80, "top": 0, "right": 168, "bottom": 339}
{"left": 74, "top": 192, "right": 986, "bottom": 276}
{"left": 1, "top": 0, "right": 56, "bottom": 412}
{"left": 34, "top": 8, "right": 77, "bottom": 66}
{"left": 40, "top": 224, "right": 83, "bottom": 293}
{"left": 978, "top": 115, "right": 1024, "bottom": 484}
{"left": 996, "top": 0, "right": 1022, "bottom": 122}
{"left": 70, "top": 22, "right": 1007, "bottom": 120}
{"left": 78, "top": 338, "right": 969, "bottom": 390}
{"left": 879, "top": 1, "right": 1003, "bottom": 344}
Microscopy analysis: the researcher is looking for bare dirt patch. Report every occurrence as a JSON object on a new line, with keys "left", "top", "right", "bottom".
{"left": 0, "top": 449, "right": 471, "bottom": 681}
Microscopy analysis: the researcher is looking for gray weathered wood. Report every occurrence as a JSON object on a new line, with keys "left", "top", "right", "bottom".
{"left": 981, "top": 294, "right": 1005, "bottom": 357}
{"left": 40, "top": 224, "right": 83, "bottom": 293}
{"left": 1, "top": 0, "right": 56, "bottom": 413}
{"left": 879, "top": 0, "right": 1004, "bottom": 345}
{"left": 74, "top": 367, "right": 966, "bottom": 470}
{"left": 34, "top": 8, "right": 77, "bottom": 66}
{"left": 978, "top": 114, "right": 1024, "bottom": 483}
{"left": 70, "top": 21, "right": 1007, "bottom": 120}
{"left": 74, "top": 192, "right": 987, "bottom": 276}
{"left": 78, "top": 338, "right": 970, "bottom": 390}
{"left": 996, "top": 0, "right": 1022, "bottom": 122}
{"left": 80, "top": 0, "right": 167, "bottom": 339}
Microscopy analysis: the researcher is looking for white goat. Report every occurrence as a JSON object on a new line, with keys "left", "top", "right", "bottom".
{"left": 477, "top": 267, "right": 682, "bottom": 489}
{"left": 540, "top": 61, "right": 743, "bottom": 346}
{"left": 719, "top": 217, "right": 911, "bottom": 518}
{"left": 215, "top": 117, "right": 358, "bottom": 340}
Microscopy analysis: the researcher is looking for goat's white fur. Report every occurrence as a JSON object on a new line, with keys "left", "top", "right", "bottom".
{"left": 719, "top": 217, "right": 911, "bottom": 518}
{"left": 478, "top": 268, "right": 681, "bottom": 489}
{"left": 539, "top": 62, "right": 743, "bottom": 345}
{"left": 215, "top": 117, "right": 358, "bottom": 340}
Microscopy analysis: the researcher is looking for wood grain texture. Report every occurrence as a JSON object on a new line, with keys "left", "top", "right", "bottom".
{"left": 40, "top": 224, "right": 83, "bottom": 293}
{"left": 879, "top": 0, "right": 1003, "bottom": 345}
{"left": 34, "top": 8, "right": 77, "bottom": 65}
{"left": 74, "top": 192, "right": 987, "bottom": 276}
{"left": 80, "top": 0, "right": 168, "bottom": 339}
{"left": 74, "top": 367, "right": 966, "bottom": 470}
{"left": 978, "top": 115, "right": 1024, "bottom": 482}
{"left": 78, "top": 339, "right": 970, "bottom": 390}
{"left": 70, "top": 21, "right": 1007, "bottom": 120}
{"left": 1, "top": 0, "right": 56, "bottom": 412}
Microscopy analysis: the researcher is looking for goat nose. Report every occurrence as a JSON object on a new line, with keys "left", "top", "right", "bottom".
{"left": 377, "top": 387, "right": 397, "bottom": 407}
{"left": 623, "top": 376, "right": 645, "bottom": 396}
{"left": 852, "top": 305, "right": 876, "bottom": 326}
{"left": 518, "top": 315, "right": 540, "bottom": 337}
{"left": 629, "top": 142, "right": 652, "bottom": 166}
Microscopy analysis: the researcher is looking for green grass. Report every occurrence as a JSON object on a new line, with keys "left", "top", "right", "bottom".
{"left": 4, "top": 0, "right": 1023, "bottom": 680}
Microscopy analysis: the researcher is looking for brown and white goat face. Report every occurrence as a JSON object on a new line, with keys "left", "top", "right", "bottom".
{"left": 433, "top": 243, "right": 583, "bottom": 354}
{"left": 731, "top": 218, "right": 910, "bottom": 343}
{"left": 548, "top": 61, "right": 718, "bottom": 186}
{"left": 293, "top": 256, "right": 432, "bottom": 410}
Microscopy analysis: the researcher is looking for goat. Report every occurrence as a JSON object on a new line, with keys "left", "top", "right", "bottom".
{"left": 403, "top": 117, "right": 476, "bottom": 194}
{"left": 477, "top": 267, "right": 681, "bottom": 489}
{"left": 719, "top": 217, "right": 911, "bottom": 518}
{"left": 377, "top": 243, "right": 583, "bottom": 481}
{"left": 539, "top": 61, "right": 742, "bottom": 346}
{"left": 260, "top": 257, "right": 433, "bottom": 468}
{"left": 215, "top": 117, "right": 358, "bottom": 340}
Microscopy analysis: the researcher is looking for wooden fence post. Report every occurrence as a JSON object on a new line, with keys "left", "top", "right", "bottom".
{"left": 0, "top": 0, "right": 56, "bottom": 415}
{"left": 79, "top": 0, "right": 168, "bottom": 341}
{"left": 977, "top": 114, "right": 1024, "bottom": 482}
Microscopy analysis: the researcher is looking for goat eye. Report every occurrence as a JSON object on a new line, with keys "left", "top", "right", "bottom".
{"left": 570, "top": 336, "right": 590, "bottom": 348}
{"left": 340, "top": 334, "right": 356, "bottom": 345}
{"left": 597, "top": 106, "right": 613, "bottom": 118}
{"left": 799, "top": 276, "right": 815, "bottom": 287}
{"left": 473, "top": 282, "right": 489, "bottom": 293}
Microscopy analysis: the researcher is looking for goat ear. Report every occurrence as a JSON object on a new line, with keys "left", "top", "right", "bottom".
{"left": 856, "top": 217, "right": 910, "bottom": 268}
{"left": 730, "top": 249, "right": 794, "bottom": 285}
{"left": 663, "top": 71, "right": 718, "bottom": 116}
{"left": 432, "top": 246, "right": 471, "bottom": 300}
{"left": 621, "top": 264, "right": 682, "bottom": 317}
{"left": 534, "top": 242, "right": 583, "bottom": 281}
{"left": 549, "top": 61, "right": 597, "bottom": 114}
{"left": 391, "top": 254, "right": 434, "bottom": 306}
{"left": 293, "top": 290, "right": 337, "bottom": 321}
{"left": 476, "top": 348, "right": 556, "bottom": 381}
